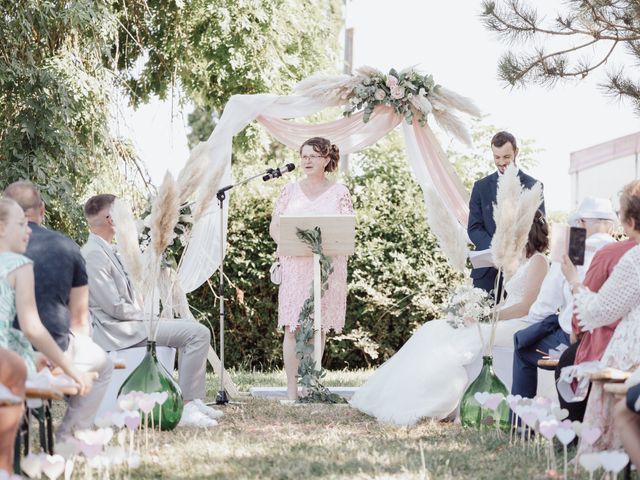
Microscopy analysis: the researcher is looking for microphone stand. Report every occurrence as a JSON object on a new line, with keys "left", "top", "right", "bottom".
{"left": 214, "top": 168, "right": 284, "bottom": 405}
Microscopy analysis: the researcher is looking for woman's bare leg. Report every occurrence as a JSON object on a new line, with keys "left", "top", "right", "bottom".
{"left": 283, "top": 329, "right": 299, "bottom": 400}
{"left": 0, "top": 348, "right": 27, "bottom": 473}
{"left": 614, "top": 398, "right": 640, "bottom": 468}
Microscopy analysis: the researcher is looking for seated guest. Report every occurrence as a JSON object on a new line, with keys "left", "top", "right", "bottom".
{"left": 0, "top": 198, "right": 95, "bottom": 389}
{"left": 511, "top": 197, "right": 616, "bottom": 400}
{"left": 4, "top": 181, "right": 113, "bottom": 440}
{"left": 562, "top": 180, "right": 640, "bottom": 451}
{"left": 554, "top": 238, "right": 636, "bottom": 421}
{"left": 613, "top": 380, "right": 640, "bottom": 469}
{"left": 82, "top": 194, "right": 220, "bottom": 428}
{"left": 0, "top": 347, "right": 26, "bottom": 475}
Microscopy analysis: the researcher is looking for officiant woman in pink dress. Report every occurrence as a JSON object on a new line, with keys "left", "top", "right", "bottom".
{"left": 269, "top": 137, "right": 354, "bottom": 400}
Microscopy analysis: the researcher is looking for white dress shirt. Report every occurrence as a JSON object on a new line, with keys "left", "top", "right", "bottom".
{"left": 526, "top": 232, "right": 615, "bottom": 334}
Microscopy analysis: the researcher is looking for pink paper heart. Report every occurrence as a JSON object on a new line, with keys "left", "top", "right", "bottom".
{"left": 473, "top": 392, "right": 490, "bottom": 406}
{"left": 580, "top": 426, "right": 602, "bottom": 446}
{"left": 520, "top": 410, "right": 538, "bottom": 427}
{"left": 599, "top": 450, "right": 629, "bottom": 473}
{"left": 20, "top": 454, "right": 42, "bottom": 479}
{"left": 124, "top": 412, "right": 141, "bottom": 430}
{"left": 579, "top": 453, "right": 601, "bottom": 472}
{"left": 483, "top": 393, "right": 504, "bottom": 411}
{"left": 539, "top": 419, "right": 559, "bottom": 440}
{"left": 111, "top": 412, "right": 126, "bottom": 429}
{"left": 76, "top": 441, "right": 102, "bottom": 459}
{"left": 555, "top": 427, "right": 576, "bottom": 445}
{"left": 41, "top": 454, "right": 65, "bottom": 480}
{"left": 137, "top": 396, "right": 156, "bottom": 414}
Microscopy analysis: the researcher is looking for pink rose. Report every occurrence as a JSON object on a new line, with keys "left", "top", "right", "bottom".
{"left": 391, "top": 85, "right": 405, "bottom": 99}
{"left": 374, "top": 88, "right": 386, "bottom": 101}
{"left": 386, "top": 76, "right": 398, "bottom": 88}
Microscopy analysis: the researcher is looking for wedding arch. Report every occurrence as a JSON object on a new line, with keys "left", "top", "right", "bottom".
{"left": 116, "top": 66, "right": 480, "bottom": 395}
{"left": 176, "top": 66, "right": 478, "bottom": 295}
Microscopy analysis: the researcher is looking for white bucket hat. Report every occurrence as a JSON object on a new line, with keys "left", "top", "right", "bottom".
{"left": 574, "top": 197, "right": 617, "bottom": 222}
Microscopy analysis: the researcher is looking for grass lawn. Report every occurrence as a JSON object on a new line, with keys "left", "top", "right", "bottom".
{"left": 42, "top": 369, "right": 603, "bottom": 479}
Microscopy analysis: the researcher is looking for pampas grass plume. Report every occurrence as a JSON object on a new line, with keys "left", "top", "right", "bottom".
{"left": 424, "top": 187, "right": 469, "bottom": 273}
{"left": 111, "top": 198, "right": 144, "bottom": 293}
{"left": 177, "top": 142, "right": 209, "bottom": 204}
{"left": 193, "top": 159, "right": 226, "bottom": 221}
{"left": 150, "top": 172, "right": 180, "bottom": 257}
{"left": 491, "top": 164, "right": 523, "bottom": 278}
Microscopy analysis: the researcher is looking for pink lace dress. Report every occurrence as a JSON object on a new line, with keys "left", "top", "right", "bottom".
{"left": 273, "top": 182, "right": 354, "bottom": 333}
{"left": 574, "top": 245, "right": 640, "bottom": 452}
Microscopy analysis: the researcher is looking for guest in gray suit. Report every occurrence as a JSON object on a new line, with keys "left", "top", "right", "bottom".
{"left": 4, "top": 181, "right": 106, "bottom": 441}
{"left": 82, "top": 194, "right": 222, "bottom": 428}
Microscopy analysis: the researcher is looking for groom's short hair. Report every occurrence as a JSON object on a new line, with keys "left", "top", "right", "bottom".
{"left": 491, "top": 131, "right": 517, "bottom": 151}
{"left": 84, "top": 194, "right": 116, "bottom": 219}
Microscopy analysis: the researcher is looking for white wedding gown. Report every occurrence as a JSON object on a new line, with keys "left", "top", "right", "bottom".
{"left": 350, "top": 253, "right": 544, "bottom": 426}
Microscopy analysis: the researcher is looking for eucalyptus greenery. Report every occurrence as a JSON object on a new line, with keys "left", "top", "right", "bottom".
{"left": 294, "top": 227, "right": 345, "bottom": 404}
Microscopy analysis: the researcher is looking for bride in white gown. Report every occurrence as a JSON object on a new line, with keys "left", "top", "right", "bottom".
{"left": 350, "top": 211, "right": 549, "bottom": 426}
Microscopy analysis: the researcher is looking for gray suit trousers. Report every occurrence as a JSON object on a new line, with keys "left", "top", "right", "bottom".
{"left": 134, "top": 320, "right": 211, "bottom": 401}
{"left": 57, "top": 335, "right": 113, "bottom": 440}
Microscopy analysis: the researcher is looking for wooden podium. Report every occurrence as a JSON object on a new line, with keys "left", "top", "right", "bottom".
{"left": 280, "top": 214, "right": 355, "bottom": 369}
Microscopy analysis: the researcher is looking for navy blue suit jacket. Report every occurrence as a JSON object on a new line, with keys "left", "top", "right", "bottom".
{"left": 467, "top": 170, "right": 545, "bottom": 291}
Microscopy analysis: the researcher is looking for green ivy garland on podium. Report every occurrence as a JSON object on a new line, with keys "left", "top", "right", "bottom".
{"left": 294, "top": 227, "right": 346, "bottom": 404}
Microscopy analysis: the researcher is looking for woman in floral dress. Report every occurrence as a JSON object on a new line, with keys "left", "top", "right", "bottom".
{"left": 269, "top": 137, "right": 354, "bottom": 400}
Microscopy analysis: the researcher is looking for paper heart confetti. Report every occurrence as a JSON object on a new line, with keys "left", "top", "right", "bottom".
{"left": 580, "top": 426, "right": 602, "bottom": 446}
{"left": 599, "top": 450, "right": 629, "bottom": 473}
{"left": 75, "top": 428, "right": 114, "bottom": 446}
{"left": 505, "top": 394, "right": 522, "bottom": 409}
{"left": 54, "top": 441, "right": 77, "bottom": 460}
{"left": 124, "top": 411, "right": 141, "bottom": 430}
{"left": 555, "top": 427, "right": 576, "bottom": 446}
{"left": 151, "top": 391, "right": 169, "bottom": 405}
{"left": 111, "top": 411, "right": 126, "bottom": 429}
{"left": 473, "top": 392, "right": 490, "bottom": 406}
{"left": 579, "top": 452, "right": 602, "bottom": 472}
{"left": 552, "top": 407, "right": 569, "bottom": 420}
{"left": 137, "top": 395, "right": 156, "bottom": 414}
{"left": 539, "top": 419, "right": 559, "bottom": 440}
{"left": 20, "top": 454, "right": 42, "bottom": 479}
{"left": 41, "top": 454, "right": 65, "bottom": 480}
{"left": 484, "top": 393, "right": 504, "bottom": 410}
{"left": 571, "top": 421, "right": 583, "bottom": 435}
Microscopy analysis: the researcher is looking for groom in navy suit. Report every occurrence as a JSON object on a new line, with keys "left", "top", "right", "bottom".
{"left": 467, "top": 131, "right": 544, "bottom": 293}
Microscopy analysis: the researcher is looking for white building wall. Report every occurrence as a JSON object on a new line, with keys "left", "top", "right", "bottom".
{"left": 571, "top": 153, "right": 638, "bottom": 207}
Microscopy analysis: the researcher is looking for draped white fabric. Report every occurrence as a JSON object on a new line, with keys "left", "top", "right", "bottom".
{"left": 176, "top": 93, "right": 470, "bottom": 294}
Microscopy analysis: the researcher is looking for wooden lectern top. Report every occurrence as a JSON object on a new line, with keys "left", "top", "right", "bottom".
{"left": 279, "top": 215, "right": 356, "bottom": 257}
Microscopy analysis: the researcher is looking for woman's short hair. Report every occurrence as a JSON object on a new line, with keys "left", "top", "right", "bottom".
{"left": 84, "top": 194, "right": 116, "bottom": 219}
{"left": 300, "top": 137, "right": 340, "bottom": 172}
{"left": 619, "top": 180, "right": 640, "bottom": 232}
{"left": 526, "top": 209, "right": 549, "bottom": 257}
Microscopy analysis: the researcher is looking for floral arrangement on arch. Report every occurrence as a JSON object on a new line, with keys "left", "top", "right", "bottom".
{"left": 343, "top": 68, "right": 437, "bottom": 126}
{"left": 443, "top": 284, "right": 494, "bottom": 330}
{"left": 294, "top": 65, "right": 482, "bottom": 146}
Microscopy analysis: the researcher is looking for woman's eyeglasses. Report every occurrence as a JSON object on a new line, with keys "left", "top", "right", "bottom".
{"left": 301, "top": 154, "right": 326, "bottom": 161}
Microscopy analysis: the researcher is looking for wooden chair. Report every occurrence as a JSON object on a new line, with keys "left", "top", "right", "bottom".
{"left": 537, "top": 358, "right": 559, "bottom": 368}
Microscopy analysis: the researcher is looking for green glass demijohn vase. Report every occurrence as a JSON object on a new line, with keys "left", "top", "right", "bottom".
{"left": 118, "top": 341, "right": 184, "bottom": 430}
{"left": 459, "top": 355, "right": 510, "bottom": 430}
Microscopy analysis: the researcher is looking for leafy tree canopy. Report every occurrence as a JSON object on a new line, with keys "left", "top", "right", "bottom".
{"left": 481, "top": 0, "right": 640, "bottom": 114}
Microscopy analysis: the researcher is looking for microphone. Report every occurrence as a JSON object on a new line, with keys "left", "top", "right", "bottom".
{"left": 263, "top": 163, "right": 295, "bottom": 182}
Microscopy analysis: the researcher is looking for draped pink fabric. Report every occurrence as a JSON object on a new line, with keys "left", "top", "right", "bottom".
{"left": 257, "top": 106, "right": 401, "bottom": 155}
{"left": 413, "top": 124, "right": 470, "bottom": 225}
{"left": 258, "top": 105, "right": 470, "bottom": 226}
